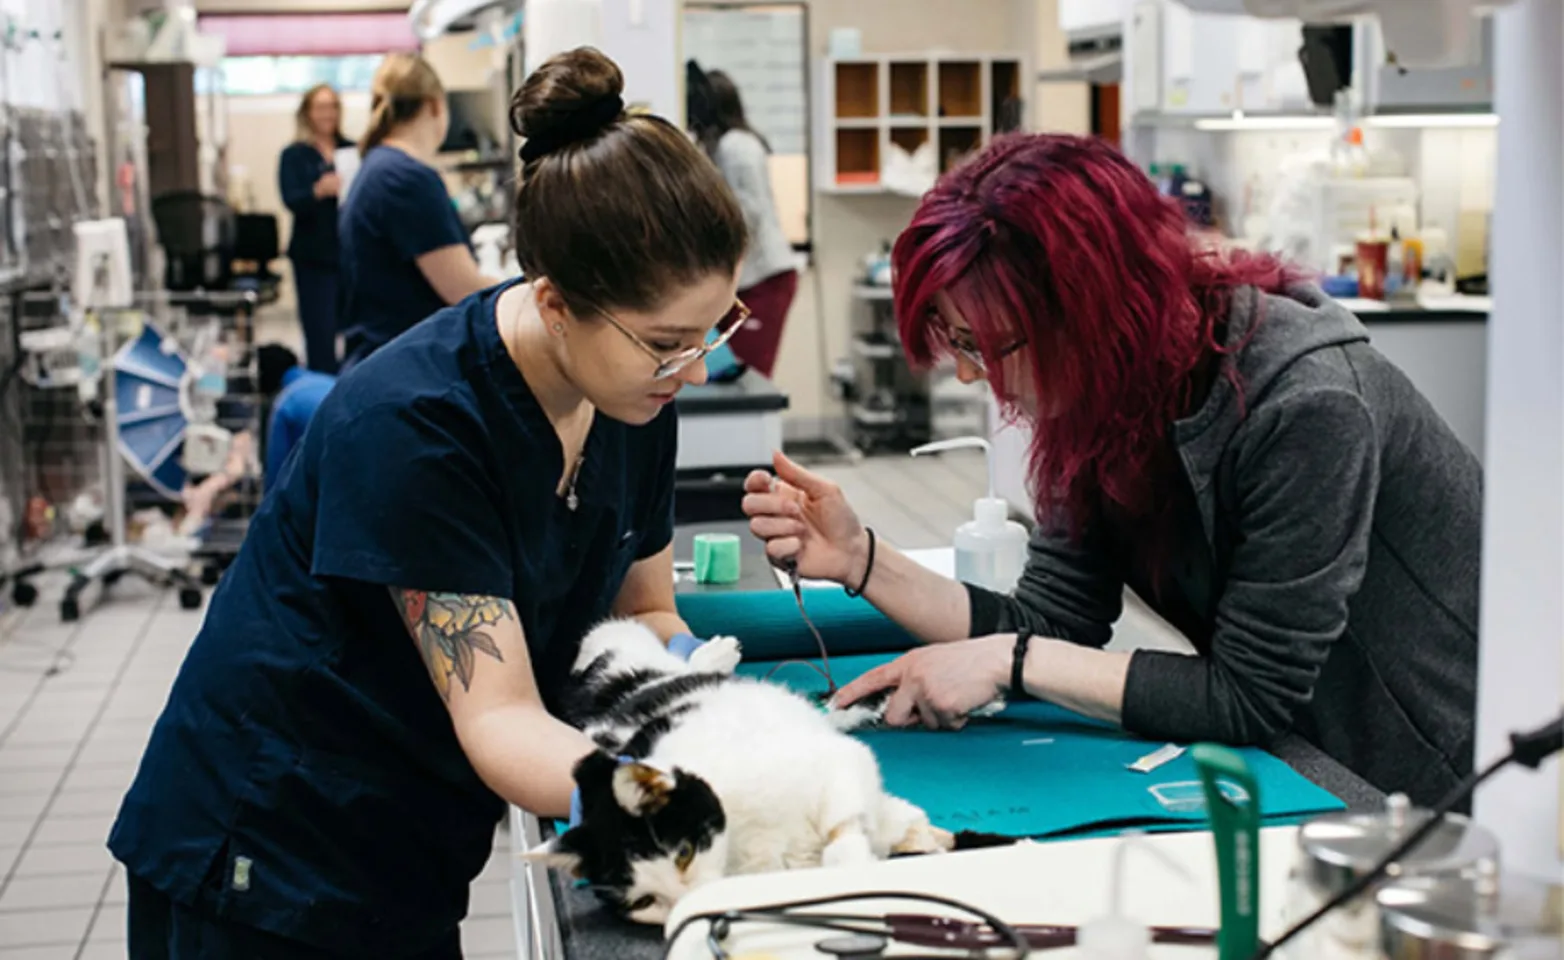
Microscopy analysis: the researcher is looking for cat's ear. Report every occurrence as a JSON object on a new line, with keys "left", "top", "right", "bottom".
{"left": 612, "top": 761, "right": 676, "bottom": 816}
{"left": 521, "top": 836, "right": 583, "bottom": 875}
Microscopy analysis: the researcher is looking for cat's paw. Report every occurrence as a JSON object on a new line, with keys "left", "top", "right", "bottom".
{"left": 891, "top": 822, "right": 956, "bottom": 855}
{"left": 688, "top": 634, "right": 742, "bottom": 675}
{"left": 823, "top": 702, "right": 883, "bottom": 733}
{"left": 970, "top": 697, "right": 1006, "bottom": 719}
{"left": 821, "top": 686, "right": 892, "bottom": 731}
{"left": 821, "top": 830, "right": 875, "bottom": 868}
{"left": 876, "top": 795, "right": 950, "bottom": 856}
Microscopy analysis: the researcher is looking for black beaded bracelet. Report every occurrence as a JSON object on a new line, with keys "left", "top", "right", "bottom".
{"left": 1010, "top": 629, "right": 1033, "bottom": 701}
{"left": 843, "top": 527, "right": 876, "bottom": 598}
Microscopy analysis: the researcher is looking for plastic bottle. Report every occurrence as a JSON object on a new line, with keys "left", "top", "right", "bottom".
{"left": 1077, "top": 832, "right": 1194, "bottom": 960}
{"left": 1385, "top": 225, "right": 1405, "bottom": 297}
{"left": 909, "top": 437, "right": 1028, "bottom": 593}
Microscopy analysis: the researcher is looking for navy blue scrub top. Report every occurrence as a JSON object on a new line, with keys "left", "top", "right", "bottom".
{"left": 109, "top": 279, "right": 678, "bottom": 956}
{"left": 278, "top": 137, "right": 354, "bottom": 265}
{"left": 337, "top": 145, "right": 471, "bottom": 372}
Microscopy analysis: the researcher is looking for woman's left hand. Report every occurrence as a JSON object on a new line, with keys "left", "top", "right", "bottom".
{"left": 832, "top": 635, "right": 1012, "bottom": 730}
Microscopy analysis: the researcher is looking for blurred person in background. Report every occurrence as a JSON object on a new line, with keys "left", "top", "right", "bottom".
{"left": 690, "top": 68, "right": 796, "bottom": 378}
{"left": 256, "top": 343, "right": 336, "bottom": 488}
{"left": 337, "top": 54, "right": 496, "bottom": 373}
{"left": 278, "top": 84, "right": 354, "bottom": 374}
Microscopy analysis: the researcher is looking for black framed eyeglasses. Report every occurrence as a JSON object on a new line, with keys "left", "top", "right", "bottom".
{"left": 595, "top": 298, "right": 751, "bottom": 379}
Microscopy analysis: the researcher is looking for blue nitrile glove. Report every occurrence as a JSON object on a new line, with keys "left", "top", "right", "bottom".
{"left": 668, "top": 632, "right": 706, "bottom": 660}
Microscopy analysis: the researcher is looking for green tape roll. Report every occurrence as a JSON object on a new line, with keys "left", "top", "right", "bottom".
{"left": 692, "top": 533, "right": 742, "bottom": 584}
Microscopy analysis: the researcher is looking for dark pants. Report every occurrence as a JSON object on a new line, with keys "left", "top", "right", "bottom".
{"left": 128, "top": 873, "right": 463, "bottom": 959}
{"left": 291, "top": 259, "right": 340, "bottom": 375}
{"left": 729, "top": 269, "right": 798, "bottom": 379}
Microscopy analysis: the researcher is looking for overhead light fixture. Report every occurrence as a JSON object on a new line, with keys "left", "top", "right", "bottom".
{"left": 1193, "top": 113, "right": 1335, "bottom": 131}
{"left": 1364, "top": 112, "right": 1499, "bottom": 128}
{"left": 408, "top": 0, "right": 523, "bottom": 41}
{"left": 1192, "top": 111, "right": 1498, "bottom": 131}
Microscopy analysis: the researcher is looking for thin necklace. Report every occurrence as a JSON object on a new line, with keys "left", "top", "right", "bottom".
{"left": 563, "top": 455, "right": 585, "bottom": 512}
{"left": 502, "top": 292, "right": 587, "bottom": 512}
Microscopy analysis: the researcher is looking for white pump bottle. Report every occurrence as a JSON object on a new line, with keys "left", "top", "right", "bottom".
{"left": 1076, "top": 831, "right": 1194, "bottom": 960}
{"left": 910, "top": 436, "right": 1029, "bottom": 594}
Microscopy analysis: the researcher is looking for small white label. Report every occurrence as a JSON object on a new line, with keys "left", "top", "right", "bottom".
{"left": 232, "top": 856, "right": 252, "bottom": 892}
{"left": 1128, "top": 743, "right": 1187, "bottom": 773}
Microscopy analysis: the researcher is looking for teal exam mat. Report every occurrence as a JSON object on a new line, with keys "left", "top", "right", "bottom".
{"left": 553, "top": 651, "right": 1344, "bottom": 841}
{"left": 744, "top": 654, "right": 1345, "bottom": 839}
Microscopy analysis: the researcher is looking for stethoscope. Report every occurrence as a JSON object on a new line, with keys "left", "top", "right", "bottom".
{"left": 661, "top": 888, "right": 1224, "bottom": 959}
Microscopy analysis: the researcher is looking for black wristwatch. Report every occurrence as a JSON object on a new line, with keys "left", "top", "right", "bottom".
{"left": 1010, "top": 629, "right": 1034, "bottom": 701}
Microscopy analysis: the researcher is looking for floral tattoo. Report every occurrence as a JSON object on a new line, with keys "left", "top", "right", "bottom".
{"left": 395, "top": 590, "right": 512, "bottom": 700}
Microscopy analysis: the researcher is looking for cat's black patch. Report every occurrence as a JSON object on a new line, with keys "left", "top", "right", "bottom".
{"left": 557, "top": 751, "right": 726, "bottom": 915}
{"left": 884, "top": 829, "right": 1018, "bottom": 859}
{"left": 560, "top": 654, "right": 674, "bottom": 727}
{"left": 951, "top": 830, "right": 1021, "bottom": 849}
{"left": 599, "top": 672, "right": 728, "bottom": 729}
{"left": 618, "top": 702, "right": 695, "bottom": 759}
{"left": 589, "top": 668, "right": 668, "bottom": 714}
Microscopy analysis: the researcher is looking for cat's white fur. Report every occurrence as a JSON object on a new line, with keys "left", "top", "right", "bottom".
{"left": 526, "top": 619, "right": 952, "bottom": 924}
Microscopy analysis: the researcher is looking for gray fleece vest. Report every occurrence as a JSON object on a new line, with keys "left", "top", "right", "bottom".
{"left": 970, "top": 283, "right": 1480, "bottom": 807}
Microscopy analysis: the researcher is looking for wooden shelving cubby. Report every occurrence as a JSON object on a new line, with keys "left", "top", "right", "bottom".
{"left": 835, "top": 128, "right": 880, "bottom": 187}
{"left": 938, "top": 126, "right": 983, "bottom": 172}
{"left": 890, "top": 126, "right": 930, "bottom": 154}
{"left": 937, "top": 61, "right": 983, "bottom": 119}
{"left": 990, "top": 60, "right": 1022, "bottom": 133}
{"left": 889, "top": 61, "right": 929, "bottom": 119}
{"left": 816, "top": 51, "right": 1029, "bottom": 194}
{"left": 834, "top": 62, "right": 879, "bottom": 120}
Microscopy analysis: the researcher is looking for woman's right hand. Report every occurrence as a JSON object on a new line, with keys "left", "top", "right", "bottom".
{"left": 743, "top": 451, "right": 868, "bottom": 585}
{"left": 314, "top": 171, "right": 342, "bottom": 199}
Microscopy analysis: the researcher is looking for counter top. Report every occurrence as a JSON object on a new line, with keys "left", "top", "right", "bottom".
{"left": 1339, "top": 292, "right": 1491, "bottom": 322}
{"left": 540, "top": 735, "right": 1381, "bottom": 960}
{"left": 674, "top": 371, "right": 790, "bottom": 415}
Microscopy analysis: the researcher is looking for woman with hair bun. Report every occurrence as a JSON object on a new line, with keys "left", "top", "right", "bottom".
{"left": 110, "top": 47, "right": 749, "bottom": 957}
{"left": 744, "top": 132, "right": 1480, "bottom": 810}
{"left": 337, "top": 53, "right": 495, "bottom": 372}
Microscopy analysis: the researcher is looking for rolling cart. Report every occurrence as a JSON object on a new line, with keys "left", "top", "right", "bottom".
{"left": 9, "top": 288, "right": 261, "bottom": 621}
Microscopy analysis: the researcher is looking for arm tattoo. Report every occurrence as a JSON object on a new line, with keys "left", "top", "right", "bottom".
{"left": 395, "top": 590, "right": 513, "bottom": 700}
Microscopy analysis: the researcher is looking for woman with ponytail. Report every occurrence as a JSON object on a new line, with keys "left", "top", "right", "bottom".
{"left": 337, "top": 53, "right": 495, "bottom": 372}
{"left": 743, "top": 133, "right": 1481, "bottom": 809}
{"left": 112, "top": 47, "right": 749, "bottom": 957}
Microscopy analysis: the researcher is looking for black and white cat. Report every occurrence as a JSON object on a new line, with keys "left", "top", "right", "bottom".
{"left": 522, "top": 618, "right": 954, "bottom": 924}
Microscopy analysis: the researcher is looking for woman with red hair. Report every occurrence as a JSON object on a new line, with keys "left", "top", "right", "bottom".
{"left": 742, "top": 133, "right": 1479, "bottom": 807}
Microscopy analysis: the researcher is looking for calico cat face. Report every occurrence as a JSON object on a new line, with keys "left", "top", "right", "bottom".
{"left": 524, "top": 751, "right": 729, "bottom": 924}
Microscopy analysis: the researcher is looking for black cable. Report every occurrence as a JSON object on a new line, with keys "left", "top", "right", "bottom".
{"left": 662, "top": 889, "right": 1031, "bottom": 959}
{"left": 1253, "top": 712, "right": 1564, "bottom": 959}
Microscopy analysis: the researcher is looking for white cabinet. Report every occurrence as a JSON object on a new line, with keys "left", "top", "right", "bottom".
{"left": 1130, "top": 0, "right": 1314, "bottom": 119}
{"left": 1060, "top": 0, "right": 1127, "bottom": 34}
{"left": 1357, "top": 13, "right": 1495, "bottom": 112}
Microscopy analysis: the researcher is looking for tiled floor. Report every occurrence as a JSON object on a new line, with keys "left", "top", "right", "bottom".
{"left": 0, "top": 583, "right": 524, "bottom": 960}
{"left": 0, "top": 452, "right": 996, "bottom": 958}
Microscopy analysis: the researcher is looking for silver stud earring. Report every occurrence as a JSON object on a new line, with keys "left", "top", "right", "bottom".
{"left": 553, "top": 324, "right": 564, "bottom": 333}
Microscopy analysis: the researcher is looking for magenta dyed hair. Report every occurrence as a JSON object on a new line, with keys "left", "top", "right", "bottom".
{"left": 894, "top": 133, "right": 1305, "bottom": 538}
